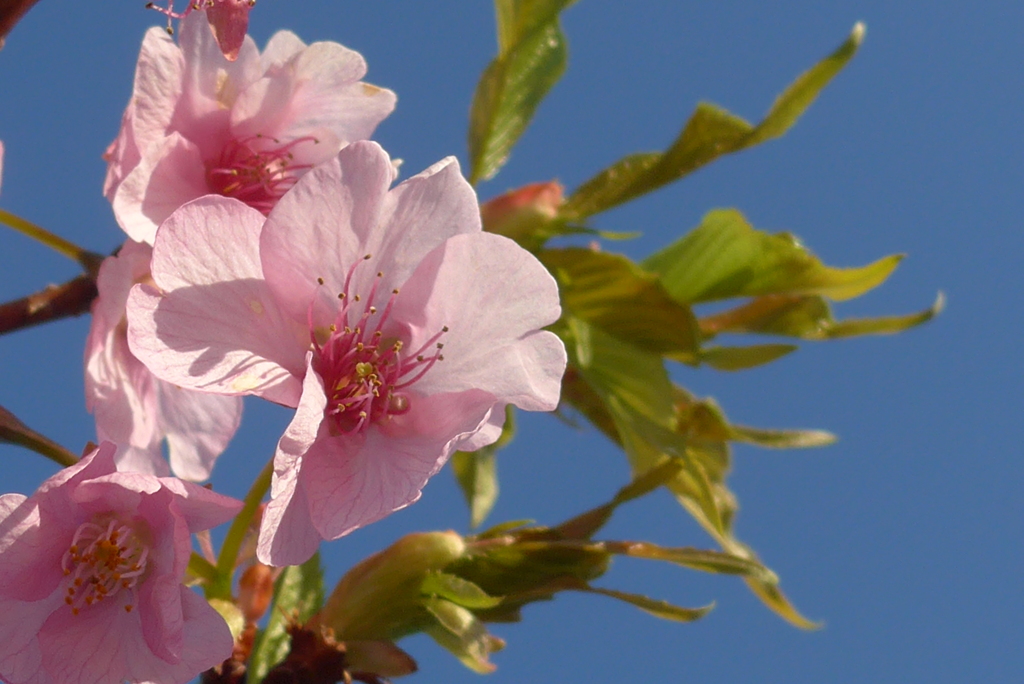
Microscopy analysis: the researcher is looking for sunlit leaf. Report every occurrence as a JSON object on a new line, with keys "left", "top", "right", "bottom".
{"left": 583, "top": 587, "right": 714, "bottom": 622}
{"left": 541, "top": 248, "right": 700, "bottom": 357}
{"left": 730, "top": 425, "right": 837, "bottom": 449}
{"left": 601, "top": 542, "right": 777, "bottom": 583}
{"left": 696, "top": 343, "right": 798, "bottom": 371}
{"left": 469, "top": 0, "right": 579, "bottom": 183}
{"left": 644, "top": 209, "right": 902, "bottom": 304}
{"left": 555, "top": 459, "right": 685, "bottom": 540}
{"left": 422, "top": 571, "right": 503, "bottom": 610}
{"left": 452, "top": 406, "right": 515, "bottom": 528}
{"left": 560, "top": 23, "right": 865, "bottom": 219}
{"left": 423, "top": 598, "right": 505, "bottom": 674}
{"left": 699, "top": 291, "right": 944, "bottom": 340}
{"left": 249, "top": 554, "right": 325, "bottom": 683}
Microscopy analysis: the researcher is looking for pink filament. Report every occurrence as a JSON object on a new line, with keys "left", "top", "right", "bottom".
{"left": 310, "top": 267, "right": 446, "bottom": 434}
{"left": 206, "top": 135, "right": 318, "bottom": 214}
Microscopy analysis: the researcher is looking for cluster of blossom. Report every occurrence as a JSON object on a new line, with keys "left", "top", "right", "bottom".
{"left": 1, "top": 9, "right": 565, "bottom": 684}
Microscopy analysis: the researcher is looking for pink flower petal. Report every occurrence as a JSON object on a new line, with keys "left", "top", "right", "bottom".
{"left": 0, "top": 445, "right": 241, "bottom": 684}
{"left": 127, "top": 196, "right": 305, "bottom": 405}
{"left": 260, "top": 142, "right": 394, "bottom": 320}
{"left": 257, "top": 358, "right": 328, "bottom": 566}
{"left": 158, "top": 384, "right": 242, "bottom": 481}
{"left": 302, "top": 389, "right": 495, "bottom": 544}
{"left": 112, "top": 133, "right": 209, "bottom": 245}
{"left": 392, "top": 232, "right": 566, "bottom": 410}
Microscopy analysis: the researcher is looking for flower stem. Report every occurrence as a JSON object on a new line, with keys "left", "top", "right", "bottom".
{"left": 209, "top": 456, "right": 275, "bottom": 600}
{"left": 0, "top": 209, "right": 104, "bottom": 277}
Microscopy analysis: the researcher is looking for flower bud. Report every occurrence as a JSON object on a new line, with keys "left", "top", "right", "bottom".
{"left": 313, "top": 531, "right": 467, "bottom": 641}
{"left": 238, "top": 562, "right": 276, "bottom": 623}
{"left": 480, "top": 181, "right": 563, "bottom": 242}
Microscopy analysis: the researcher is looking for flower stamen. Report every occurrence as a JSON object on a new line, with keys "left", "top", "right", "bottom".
{"left": 206, "top": 134, "right": 319, "bottom": 214}
{"left": 61, "top": 518, "right": 149, "bottom": 616}
{"left": 310, "top": 272, "right": 447, "bottom": 434}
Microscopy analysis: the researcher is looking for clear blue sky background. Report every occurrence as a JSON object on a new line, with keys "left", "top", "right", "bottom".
{"left": 1, "top": 2, "right": 1021, "bottom": 683}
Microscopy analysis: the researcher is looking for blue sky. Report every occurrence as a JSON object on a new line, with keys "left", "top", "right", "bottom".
{"left": 0, "top": 2, "right": 1021, "bottom": 682}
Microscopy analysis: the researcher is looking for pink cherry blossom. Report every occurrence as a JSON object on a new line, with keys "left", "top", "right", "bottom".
{"left": 126, "top": 141, "right": 567, "bottom": 566}
{"left": 0, "top": 442, "right": 242, "bottom": 684}
{"left": 105, "top": 11, "right": 396, "bottom": 245}
{"left": 85, "top": 239, "right": 242, "bottom": 480}
{"left": 149, "top": 1, "right": 256, "bottom": 62}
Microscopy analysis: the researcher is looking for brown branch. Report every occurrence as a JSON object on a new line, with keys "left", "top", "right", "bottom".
{"left": 0, "top": 274, "right": 98, "bottom": 336}
{"left": 0, "top": 0, "right": 41, "bottom": 44}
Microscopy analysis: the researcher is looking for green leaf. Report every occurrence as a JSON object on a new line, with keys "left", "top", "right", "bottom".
{"left": 468, "top": 0, "right": 578, "bottom": 184}
{"left": 249, "top": 554, "right": 325, "bottom": 684}
{"left": 559, "top": 23, "right": 865, "bottom": 220}
{"left": 820, "top": 291, "right": 945, "bottom": 338}
{"left": 540, "top": 248, "right": 701, "bottom": 357}
{"left": 423, "top": 598, "right": 505, "bottom": 674}
{"left": 699, "top": 291, "right": 944, "bottom": 340}
{"left": 644, "top": 208, "right": 902, "bottom": 304}
{"left": 565, "top": 317, "right": 676, "bottom": 426}
{"left": 696, "top": 343, "right": 798, "bottom": 371}
{"left": 421, "top": 571, "right": 503, "bottom": 610}
{"left": 601, "top": 542, "right": 778, "bottom": 584}
{"left": 583, "top": 587, "right": 714, "bottom": 622}
{"left": 554, "top": 458, "right": 686, "bottom": 540}
{"left": 730, "top": 425, "right": 837, "bottom": 449}
{"left": 452, "top": 406, "right": 515, "bottom": 529}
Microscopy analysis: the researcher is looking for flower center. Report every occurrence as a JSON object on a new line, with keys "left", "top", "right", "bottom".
{"left": 61, "top": 517, "right": 150, "bottom": 616}
{"left": 205, "top": 134, "right": 319, "bottom": 214}
{"left": 311, "top": 262, "right": 447, "bottom": 434}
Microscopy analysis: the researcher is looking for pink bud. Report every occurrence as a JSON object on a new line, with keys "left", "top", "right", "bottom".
{"left": 480, "top": 181, "right": 564, "bottom": 241}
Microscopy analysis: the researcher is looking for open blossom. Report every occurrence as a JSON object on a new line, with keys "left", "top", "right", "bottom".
{"left": 0, "top": 442, "right": 242, "bottom": 684}
{"left": 126, "top": 141, "right": 567, "bottom": 566}
{"left": 104, "top": 11, "right": 396, "bottom": 245}
{"left": 85, "top": 239, "right": 242, "bottom": 480}
{"left": 150, "top": 1, "right": 256, "bottom": 61}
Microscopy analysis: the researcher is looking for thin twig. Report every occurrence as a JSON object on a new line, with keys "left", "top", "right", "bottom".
{"left": 0, "top": 274, "right": 98, "bottom": 336}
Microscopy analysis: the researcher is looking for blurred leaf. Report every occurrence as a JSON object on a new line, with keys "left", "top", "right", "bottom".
{"left": 696, "top": 343, "right": 798, "bottom": 371}
{"left": 423, "top": 598, "right": 505, "bottom": 674}
{"left": 208, "top": 598, "right": 246, "bottom": 641}
{"left": 540, "top": 248, "right": 700, "bottom": 357}
{"left": 249, "top": 554, "right": 324, "bottom": 684}
{"left": 469, "top": 0, "right": 579, "bottom": 183}
{"left": 644, "top": 209, "right": 902, "bottom": 304}
{"left": 699, "top": 291, "right": 944, "bottom": 340}
{"left": 421, "top": 571, "right": 503, "bottom": 610}
{"left": 583, "top": 587, "right": 713, "bottom": 622}
{"left": 0, "top": 404, "right": 78, "bottom": 467}
{"left": 746, "top": 575, "right": 822, "bottom": 630}
{"left": 452, "top": 406, "right": 515, "bottom": 528}
{"left": 560, "top": 23, "right": 865, "bottom": 220}
{"left": 730, "top": 425, "right": 837, "bottom": 449}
